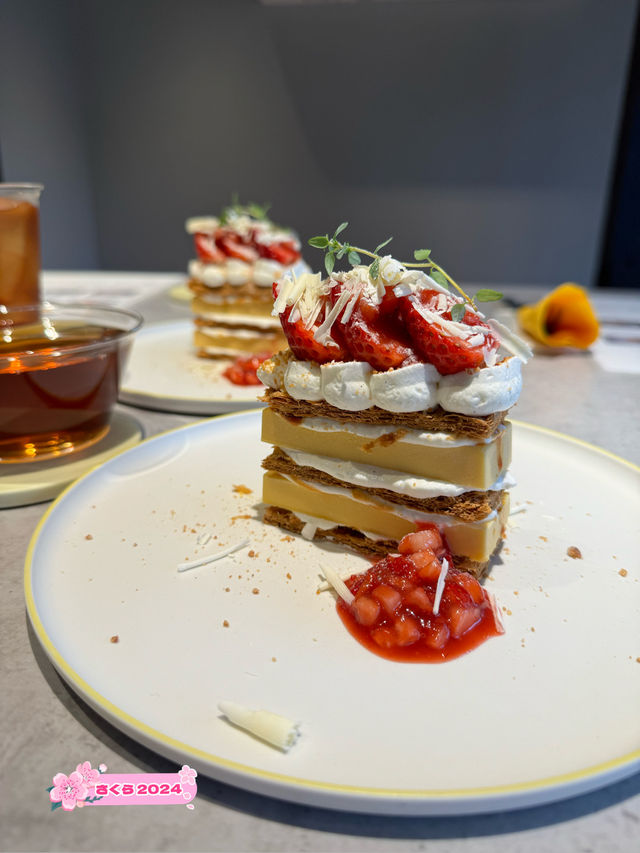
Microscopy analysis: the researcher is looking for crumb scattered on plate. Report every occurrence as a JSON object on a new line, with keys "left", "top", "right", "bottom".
{"left": 567, "top": 546, "right": 582, "bottom": 559}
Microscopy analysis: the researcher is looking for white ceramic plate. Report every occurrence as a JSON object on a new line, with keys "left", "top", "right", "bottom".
{"left": 119, "top": 321, "right": 265, "bottom": 414}
{"left": 25, "top": 413, "right": 640, "bottom": 815}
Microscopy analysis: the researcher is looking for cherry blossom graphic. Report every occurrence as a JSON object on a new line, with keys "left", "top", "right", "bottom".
{"left": 178, "top": 765, "right": 197, "bottom": 787}
{"left": 49, "top": 772, "right": 88, "bottom": 812}
{"left": 98, "top": 764, "right": 107, "bottom": 773}
{"left": 76, "top": 761, "right": 101, "bottom": 790}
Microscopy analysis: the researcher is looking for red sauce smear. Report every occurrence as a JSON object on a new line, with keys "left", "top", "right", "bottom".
{"left": 336, "top": 528, "right": 502, "bottom": 663}
{"left": 222, "top": 352, "right": 270, "bottom": 386}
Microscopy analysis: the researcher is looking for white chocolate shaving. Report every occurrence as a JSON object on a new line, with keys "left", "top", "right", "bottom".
{"left": 509, "top": 503, "right": 527, "bottom": 516}
{"left": 432, "top": 557, "right": 449, "bottom": 616}
{"left": 488, "top": 318, "right": 533, "bottom": 363}
{"left": 320, "top": 564, "right": 355, "bottom": 606}
{"left": 218, "top": 701, "right": 300, "bottom": 752}
{"left": 301, "top": 521, "right": 318, "bottom": 540}
{"left": 177, "top": 539, "right": 249, "bottom": 573}
{"left": 487, "top": 591, "right": 506, "bottom": 634}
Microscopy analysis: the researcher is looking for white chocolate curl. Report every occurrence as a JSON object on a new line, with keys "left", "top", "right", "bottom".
{"left": 218, "top": 701, "right": 301, "bottom": 752}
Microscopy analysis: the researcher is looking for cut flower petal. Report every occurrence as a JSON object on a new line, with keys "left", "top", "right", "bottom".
{"left": 517, "top": 283, "right": 599, "bottom": 349}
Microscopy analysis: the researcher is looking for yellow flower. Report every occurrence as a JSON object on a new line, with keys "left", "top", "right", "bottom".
{"left": 517, "top": 283, "right": 599, "bottom": 349}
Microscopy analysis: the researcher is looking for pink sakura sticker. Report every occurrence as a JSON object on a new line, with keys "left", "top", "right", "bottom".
{"left": 47, "top": 762, "right": 197, "bottom": 811}
{"left": 49, "top": 772, "right": 89, "bottom": 812}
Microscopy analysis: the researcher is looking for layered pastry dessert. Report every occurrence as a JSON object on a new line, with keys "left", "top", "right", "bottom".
{"left": 258, "top": 246, "right": 530, "bottom": 579}
{"left": 185, "top": 204, "right": 302, "bottom": 358}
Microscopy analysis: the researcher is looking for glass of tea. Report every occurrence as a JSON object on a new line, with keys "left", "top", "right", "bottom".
{"left": 0, "top": 183, "right": 43, "bottom": 312}
{"left": 0, "top": 302, "right": 142, "bottom": 463}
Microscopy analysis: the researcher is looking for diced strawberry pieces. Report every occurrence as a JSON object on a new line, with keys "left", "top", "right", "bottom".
{"left": 411, "top": 551, "right": 442, "bottom": 583}
{"left": 351, "top": 595, "right": 380, "bottom": 627}
{"left": 398, "top": 527, "right": 444, "bottom": 557}
{"left": 424, "top": 619, "right": 450, "bottom": 650}
{"left": 400, "top": 289, "right": 499, "bottom": 375}
{"left": 194, "top": 233, "right": 225, "bottom": 264}
{"left": 279, "top": 304, "right": 347, "bottom": 364}
{"left": 404, "top": 586, "right": 432, "bottom": 612}
{"left": 371, "top": 626, "right": 396, "bottom": 649}
{"left": 452, "top": 572, "right": 485, "bottom": 605}
{"left": 394, "top": 615, "right": 421, "bottom": 646}
{"left": 446, "top": 603, "right": 482, "bottom": 639}
{"left": 372, "top": 584, "right": 402, "bottom": 615}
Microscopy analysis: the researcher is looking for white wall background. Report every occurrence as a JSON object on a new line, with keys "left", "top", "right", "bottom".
{"left": 0, "top": 0, "right": 636, "bottom": 285}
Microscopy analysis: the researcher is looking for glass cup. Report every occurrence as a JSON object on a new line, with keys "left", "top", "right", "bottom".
{"left": 0, "top": 183, "right": 43, "bottom": 318}
{"left": 0, "top": 302, "right": 142, "bottom": 463}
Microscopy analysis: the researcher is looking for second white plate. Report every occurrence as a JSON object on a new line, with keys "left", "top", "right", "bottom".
{"left": 119, "top": 321, "right": 265, "bottom": 414}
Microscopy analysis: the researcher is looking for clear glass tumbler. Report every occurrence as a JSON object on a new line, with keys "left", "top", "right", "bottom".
{"left": 0, "top": 183, "right": 44, "bottom": 311}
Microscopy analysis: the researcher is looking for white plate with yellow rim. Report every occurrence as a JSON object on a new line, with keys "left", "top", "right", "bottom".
{"left": 119, "top": 321, "right": 265, "bottom": 415}
{"left": 25, "top": 412, "right": 640, "bottom": 815}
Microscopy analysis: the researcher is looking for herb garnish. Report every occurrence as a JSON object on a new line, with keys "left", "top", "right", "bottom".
{"left": 219, "top": 194, "right": 272, "bottom": 225}
{"left": 309, "top": 223, "right": 502, "bottom": 314}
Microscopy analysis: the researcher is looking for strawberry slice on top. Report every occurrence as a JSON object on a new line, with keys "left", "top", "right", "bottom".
{"left": 215, "top": 229, "right": 259, "bottom": 262}
{"left": 194, "top": 232, "right": 225, "bottom": 264}
{"left": 279, "top": 304, "right": 347, "bottom": 363}
{"left": 334, "top": 290, "right": 416, "bottom": 371}
{"left": 400, "top": 289, "right": 499, "bottom": 375}
{"left": 257, "top": 239, "right": 301, "bottom": 266}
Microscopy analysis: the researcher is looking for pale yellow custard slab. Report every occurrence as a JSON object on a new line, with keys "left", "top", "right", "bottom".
{"left": 191, "top": 295, "right": 273, "bottom": 317}
{"left": 263, "top": 471, "right": 509, "bottom": 563}
{"left": 194, "top": 329, "right": 286, "bottom": 354}
{"left": 262, "top": 409, "right": 511, "bottom": 490}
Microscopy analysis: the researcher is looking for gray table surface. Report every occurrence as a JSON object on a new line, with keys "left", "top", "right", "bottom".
{"left": 2, "top": 280, "right": 639, "bottom": 852}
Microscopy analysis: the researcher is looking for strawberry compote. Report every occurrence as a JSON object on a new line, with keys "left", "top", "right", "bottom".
{"left": 336, "top": 529, "right": 503, "bottom": 663}
{"left": 222, "top": 352, "right": 270, "bottom": 386}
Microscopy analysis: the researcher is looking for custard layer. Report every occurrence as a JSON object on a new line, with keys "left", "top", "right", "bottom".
{"left": 191, "top": 294, "right": 273, "bottom": 316}
{"left": 262, "top": 471, "right": 509, "bottom": 562}
{"left": 262, "top": 408, "right": 511, "bottom": 489}
{"left": 194, "top": 328, "right": 285, "bottom": 354}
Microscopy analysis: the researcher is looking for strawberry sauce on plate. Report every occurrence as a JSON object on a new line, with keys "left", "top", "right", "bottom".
{"left": 336, "top": 528, "right": 503, "bottom": 663}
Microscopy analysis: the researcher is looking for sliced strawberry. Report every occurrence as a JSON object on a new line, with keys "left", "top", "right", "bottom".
{"left": 400, "top": 289, "right": 499, "bottom": 375}
{"left": 326, "top": 283, "right": 416, "bottom": 371}
{"left": 279, "top": 304, "right": 347, "bottom": 363}
{"left": 215, "top": 230, "right": 258, "bottom": 262}
{"left": 258, "top": 240, "right": 301, "bottom": 266}
{"left": 194, "top": 233, "right": 225, "bottom": 264}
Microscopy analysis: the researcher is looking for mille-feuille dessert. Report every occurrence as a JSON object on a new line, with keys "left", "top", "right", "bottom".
{"left": 185, "top": 203, "right": 302, "bottom": 359}
{"left": 258, "top": 231, "right": 531, "bottom": 579}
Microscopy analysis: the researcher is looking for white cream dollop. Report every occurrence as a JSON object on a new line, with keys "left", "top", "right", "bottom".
{"left": 225, "top": 260, "right": 252, "bottom": 286}
{"left": 437, "top": 358, "right": 522, "bottom": 415}
{"left": 321, "top": 361, "right": 373, "bottom": 411}
{"left": 259, "top": 354, "right": 523, "bottom": 415}
{"left": 185, "top": 216, "right": 219, "bottom": 234}
{"left": 370, "top": 362, "right": 441, "bottom": 412}
{"left": 253, "top": 258, "right": 284, "bottom": 287}
{"left": 284, "top": 359, "right": 323, "bottom": 401}
{"left": 257, "top": 350, "right": 292, "bottom": 389}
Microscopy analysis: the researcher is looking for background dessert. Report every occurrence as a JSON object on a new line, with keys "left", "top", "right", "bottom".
{"left": 185, "top": 202, "right": 302, "bottom": 359}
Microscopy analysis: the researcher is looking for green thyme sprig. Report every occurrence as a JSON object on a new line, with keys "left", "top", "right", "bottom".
{"left": 220, "top": 195, "right": 272, "bottom": 225}
{"left": 309, "top": 223, "right": 502, "bottom": 317}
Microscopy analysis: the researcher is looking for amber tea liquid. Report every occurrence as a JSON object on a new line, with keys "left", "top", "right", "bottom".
{"left": 0, "top": 196, "right": 40, "bottom": 309}
{"left": 0, "top": 324, "right": 128, "bottom": 462}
